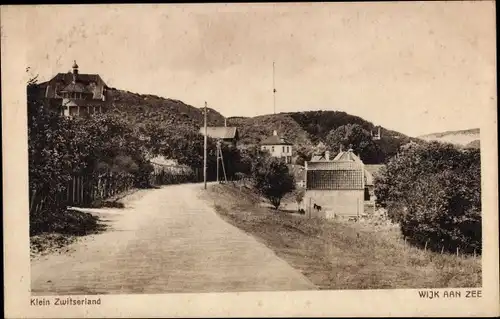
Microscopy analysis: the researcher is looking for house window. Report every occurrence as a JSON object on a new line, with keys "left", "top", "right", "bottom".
{"left": 271, "top": 146, "right": 274, "bottom": 152}
{"left": 282, "top": 146, "right": 285, "bottom": 153}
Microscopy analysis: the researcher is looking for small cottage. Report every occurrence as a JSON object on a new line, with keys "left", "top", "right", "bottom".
{"left": 260, "top": 130, "right": 293, "bottom": 164}
{"left": 305, "top": 149, "right": 370, "bottom": 218}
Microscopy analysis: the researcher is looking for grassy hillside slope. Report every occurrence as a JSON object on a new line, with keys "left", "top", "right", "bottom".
{"left": 97, "top": 89, "right": 419, "bottom": 163}
{"left": 108, "top": 89, "right": 225, "bottom": 131}
{"left": 229, "top": 111, "right": 417, "bottom": 162}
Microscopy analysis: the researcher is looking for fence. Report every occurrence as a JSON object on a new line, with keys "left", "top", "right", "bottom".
{"left": 149, "top": 165, "right": 203, "bottom": 186}
{"left": 65, "top": 172, "right": 135, "bottom": 206}
{"left": 29, "top": 171, "right": 135, "bottom": 214}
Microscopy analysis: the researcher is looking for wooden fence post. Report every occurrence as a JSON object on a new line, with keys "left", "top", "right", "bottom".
{"left": 29, "top": 189, "right": 37, "bottom": 214}
{"left": 80, "top": 176, "right": 84, "bottom": 204}
{"left": 72, "top": 176, "right": 76, "bottom": 205}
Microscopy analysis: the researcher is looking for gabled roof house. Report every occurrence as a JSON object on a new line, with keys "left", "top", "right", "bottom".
{"left": 304, "top": 149, "right": 372, "bottom": 219}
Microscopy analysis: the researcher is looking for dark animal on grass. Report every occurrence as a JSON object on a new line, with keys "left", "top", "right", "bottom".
{"left": 313, "top": 204, "right": 322, "bottom": 211}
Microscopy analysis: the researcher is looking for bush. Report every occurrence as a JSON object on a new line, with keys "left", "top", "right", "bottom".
{"left": 252, "top": 156, "right": 295, "bottom": 209}
{"left": 374, "top": 141, "right": 481, "bottom": 254}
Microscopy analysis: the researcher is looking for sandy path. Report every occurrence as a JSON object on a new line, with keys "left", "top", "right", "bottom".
{"left": 31, "top": 183, "right": 316, "bottom": 295}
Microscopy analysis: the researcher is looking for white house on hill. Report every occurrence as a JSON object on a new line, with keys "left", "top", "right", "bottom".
{"left": 35, "top": 61, "right": 111, "bottom": 118}
{"left": 260, "top": 130, "right": 293, "bottom": 164}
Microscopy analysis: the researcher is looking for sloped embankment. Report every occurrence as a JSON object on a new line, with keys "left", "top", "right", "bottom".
{"left": 205, "top": 183, "right": 481, "bottom": 289}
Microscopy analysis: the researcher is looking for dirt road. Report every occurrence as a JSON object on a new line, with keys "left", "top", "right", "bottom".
{"left": 31, "top": 183, "right": 316, "bottom": 295}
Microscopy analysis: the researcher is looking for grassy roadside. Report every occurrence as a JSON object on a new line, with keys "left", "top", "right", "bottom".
{"left": 203, "top": 183, "right": 481, "bottom": 289}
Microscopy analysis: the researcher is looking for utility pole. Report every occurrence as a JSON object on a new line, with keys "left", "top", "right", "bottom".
{"left": 216, "top": 140, "right": 220, "bottom": 183}
{"left": 204, "top": 101, "right": 207, "bottom": 190}
{"left": 273, "top": 61, "right": 276, "bottom": 114}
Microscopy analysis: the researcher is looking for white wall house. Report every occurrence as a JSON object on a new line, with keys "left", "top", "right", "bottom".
{"left": 260, "top": 130, "right": 293, "bottom": 164}
{"left": 304, "top": 149, "right": 368, "bottom": 219}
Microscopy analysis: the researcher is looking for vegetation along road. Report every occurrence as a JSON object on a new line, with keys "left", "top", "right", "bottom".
{"left": 31, "top": 183, "right": 316, "bottom": 295}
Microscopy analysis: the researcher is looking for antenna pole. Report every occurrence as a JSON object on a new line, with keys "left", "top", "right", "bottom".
{"left": 204, "top": 101, "right": 207, "bottom": 189}
{"left": 273, "top": 61, "right": 276, "bottom": 114}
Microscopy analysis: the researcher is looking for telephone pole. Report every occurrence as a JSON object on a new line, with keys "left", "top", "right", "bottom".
{"left": 203, "top": 101, "right": 207, "bottom": 189}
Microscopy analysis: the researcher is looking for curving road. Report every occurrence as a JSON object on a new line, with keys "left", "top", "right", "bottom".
{"left": 31, "top": 183, "right": 316, "bottom": 295}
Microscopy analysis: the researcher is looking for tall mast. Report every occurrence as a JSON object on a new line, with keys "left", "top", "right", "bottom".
{"left": 203, "top": 101, "right": 207, "bottom": 190}
{"left": 273, "top": 61, "right": 276, "bottom": 114}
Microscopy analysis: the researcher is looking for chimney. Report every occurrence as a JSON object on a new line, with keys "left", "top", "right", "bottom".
{"left": 340, "top": 144, "right": 343, "bottom": 153}
{"left": 325, "top": 151, "right": 330, "bottom": 161}
{"left": 273, "top": 130, "right": 277, "bottom": 136}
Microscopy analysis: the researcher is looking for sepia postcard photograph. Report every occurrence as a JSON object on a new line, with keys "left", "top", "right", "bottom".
{"left": 2, "top": 2, "right": 499, "bottom": 318}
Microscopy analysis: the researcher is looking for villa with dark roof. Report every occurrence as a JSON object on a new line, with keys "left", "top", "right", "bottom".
{"left": 260, "top": 130, "right": 293, "bottom": 164}
{"left": 305, "top": 149, "right": 375, "bottom": 218}
{"left": 35, "top": 61, "right": 111, "bottom": 117}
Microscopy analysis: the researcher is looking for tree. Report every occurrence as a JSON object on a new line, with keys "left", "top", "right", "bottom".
{"left": 374, "top": 141, "right": 481, "bottom": 254}
{"left": 252, "top": 157, "right": 295, "bottom": 209}
{"left": 325, "top": 124, "right": 382, "bottom": 163}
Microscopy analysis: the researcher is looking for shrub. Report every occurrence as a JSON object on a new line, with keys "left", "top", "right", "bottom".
{"left": 374, "top": 141, "right": 481, "bottom": 254}
{"left": 252, "top": 157, "right": 295, "bottom": 209}
{"left": 325, "top": 123, "right": 383, "bottom": 164}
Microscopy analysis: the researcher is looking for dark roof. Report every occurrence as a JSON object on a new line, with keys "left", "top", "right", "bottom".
{"left": 261, "top": 134, "right": 292, "bottom": 145}
{"left": 52, "top": 73, "right": 107, "bottom": 86}
{"left": 306, "top": 149, "right": 365, "bottom": 190}
{"left": 307, "top": 169, "right": 364, "bottom": 190}
{"left": 61, "top": 82, "right": 91, "bottom": 93}
{"left": 199, "top": 127, "right": 238, "bottom": 139}
{"left": 307, "top": 160, "right": 363, "bottom": 171}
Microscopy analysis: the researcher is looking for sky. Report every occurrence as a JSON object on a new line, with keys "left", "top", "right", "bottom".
{"left": 23, "top": 2, "right": 496, "bottom": 137}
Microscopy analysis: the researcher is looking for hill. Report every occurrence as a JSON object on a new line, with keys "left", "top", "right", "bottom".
{"left": 107, "top": 89, "right": 225, "bottom": 130}
{"left": 228, "top": 113, "right": 313, "bottom": 147}
{"left": 229, "top": 111, "right": 418, "bottom": 163}
{"left": 464, "top": 139, "right": 480, "bottom": 149}
{"left": 418, "top": 128, "right": 480, "bottom": 147}
{"left": 73, "top": 88, "right": 419, "bottom": 164}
